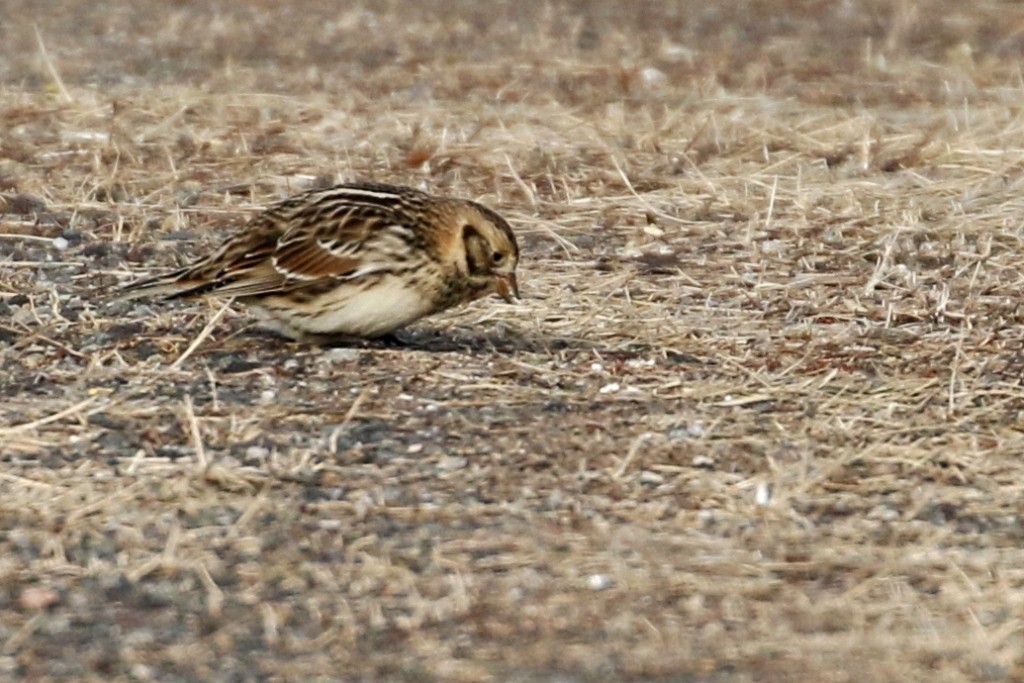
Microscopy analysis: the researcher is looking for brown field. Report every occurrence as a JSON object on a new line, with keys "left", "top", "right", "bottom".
{"left": 5, "top": 1, "right": 1024, "bottom": 681}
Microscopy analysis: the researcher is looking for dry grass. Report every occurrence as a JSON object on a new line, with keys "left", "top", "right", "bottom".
{"left": 5, "top": 1, "right": 1024, "bottom": 681}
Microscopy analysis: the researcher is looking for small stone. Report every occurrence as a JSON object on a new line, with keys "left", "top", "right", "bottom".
{"left": 324, "top": 348, "right": 358, "bottom": 362}
{"left": 660, "top": 42, "right": 695, "bottom": 63}
{"left": 639, "top": 470, "right": 664, "bottom": 485}
{"left": 640, "top": 66, "right": 668, "bottom": 89}
{"left": 234, "top": 536, "right": 262, "bottom": 558}
{"left": 20, "top": 585, "right": 60, "bottom": 610}
{"left": 692, "top": 455, "right": 715, "bottom": 469}
{"left": 245, "top": 446, "right": 269, "bottom": 461}
{"left": 437, "top": 455, "right": 466, "bottom": 470}
{"left": 8, "top": 193, "right": 46, "bottom": 215}
{"left": 697, "top": 509, "right": 716, "bottom": 524}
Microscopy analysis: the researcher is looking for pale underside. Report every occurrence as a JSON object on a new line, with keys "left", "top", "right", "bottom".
{"left": 245, "top": 273, "right": 439, "bottom": 339}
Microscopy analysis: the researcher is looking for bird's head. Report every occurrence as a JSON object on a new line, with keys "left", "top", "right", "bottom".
{"left": 456, "top": 202, "right": 520, "bottom": 303}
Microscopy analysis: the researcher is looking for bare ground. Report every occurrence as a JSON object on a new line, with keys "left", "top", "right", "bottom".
{"left": 5, "top": 1, "right": 1024, "bottom": 681}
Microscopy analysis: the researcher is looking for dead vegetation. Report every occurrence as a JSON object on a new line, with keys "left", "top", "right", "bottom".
{"left": 5, "top": 1, "right": 1024, "bottom": 681}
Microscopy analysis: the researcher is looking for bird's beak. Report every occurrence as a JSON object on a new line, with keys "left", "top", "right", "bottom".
{"left": 495, "top": 272, "right": 519, "bottom": 303}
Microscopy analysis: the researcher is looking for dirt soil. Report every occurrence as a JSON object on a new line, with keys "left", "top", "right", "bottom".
{"left": 5, "top": 1, "right": 1024, "bottom": 681}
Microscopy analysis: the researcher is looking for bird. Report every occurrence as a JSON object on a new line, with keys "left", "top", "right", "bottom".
{"left": 118, "top": 182, "right": 520, "bottom": 341}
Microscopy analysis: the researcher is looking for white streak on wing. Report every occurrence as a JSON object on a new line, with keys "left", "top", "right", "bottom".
{"left": 324, "top": 188, "right": 404, "bottom": 202}
{"left": 315, "top": 225, "right": 417, "bottom": 275}
{"left": 269, "top": 255, "right": 319, "bottom": 281}
{"left": 312, "top": 223, "right": 411, "bottom": 258}
{"left": 317, "top": 238, "right": 359, "bottom": 258}
{"left": 346, "top": 263, "right": 394, "bottom": 279}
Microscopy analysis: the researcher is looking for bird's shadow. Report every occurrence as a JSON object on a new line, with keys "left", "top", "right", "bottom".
{"left": 239, "top": 325, "right": 591, "bottom": 356}
{"left": 394, "top": 326, "right": 589, "bottom": 355}
{"left": 237, "top": 326, "right": 712, "bottom": 367}
{"left": 391, "top": 329, "right": 712, "bottom": 365}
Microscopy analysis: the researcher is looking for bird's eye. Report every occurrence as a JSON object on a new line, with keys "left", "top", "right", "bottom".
{"left": 492, "top": 251, "right": 505, "bottom": 265}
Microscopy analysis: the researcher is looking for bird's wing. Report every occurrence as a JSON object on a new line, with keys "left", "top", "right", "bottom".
{"left": 206, "top": 204, "right": 411, "bottom": 297}
{"left": 118, "top": 183, "right": 423, "bottom": 301}
{"left": 115, "top": 218, "right": 285, "bottom": 300}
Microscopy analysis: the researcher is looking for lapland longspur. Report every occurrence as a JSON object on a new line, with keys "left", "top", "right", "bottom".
{"left": 119, "top": 182, "right": 520, "bottom": 340}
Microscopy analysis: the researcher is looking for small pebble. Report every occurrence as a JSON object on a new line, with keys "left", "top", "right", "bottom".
{"left": 245, "top": 446, "right": 269, "bottom": 461}
{"left": 20, "top": 585, "right": 60, "bottom": 610}
{"left": 437, "top": 455, "right": 466, "bottom": 470}
{"left": 9, "top": 193, "right": 46, "bottom": 214}
{"left": 697, "top": 509, "right": 716, "bottom": 524}
{"left": 639, "top": 470, "right": 664, "bottom": 485}
{"left": 660, "top": 42, "right": 695, "bottom": 63}
{"left": 324, "top": 348, "right": 358, "bottom": 362}
{"left": 640, "top": 66, "right": 668, "bottom": 88}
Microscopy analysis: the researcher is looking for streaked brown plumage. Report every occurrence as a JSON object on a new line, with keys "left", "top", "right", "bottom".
{"left": 119, "top": 182, "right": 520, "bottom": 340}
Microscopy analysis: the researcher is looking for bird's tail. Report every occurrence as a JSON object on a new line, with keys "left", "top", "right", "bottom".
{"left": 115, "top": 267, "right": 212, "bottom": 301}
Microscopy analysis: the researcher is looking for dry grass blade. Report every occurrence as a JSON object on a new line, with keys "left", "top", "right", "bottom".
{"left": 32, "top": 24, "right": 71, "bottom": 103}
{"left": 0, "top": 397, "right": 99, "bottom": 436}
{"left": 169, "top": 299, "right": 233, "bottom": 370}
{"left": 180, "top": 394, "right": 207, "bottom": 469}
